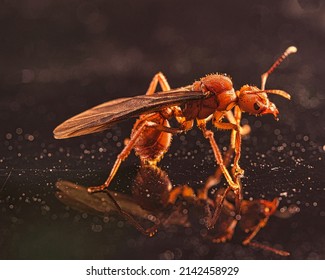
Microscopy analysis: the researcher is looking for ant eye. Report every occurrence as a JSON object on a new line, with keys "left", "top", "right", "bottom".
{"left": 254, "top": 102, "right": 260, "bottom": 111}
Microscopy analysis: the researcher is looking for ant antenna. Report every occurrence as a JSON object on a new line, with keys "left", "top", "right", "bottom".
{"left": 261, "top": 46, "right": 297, "bottom": 90}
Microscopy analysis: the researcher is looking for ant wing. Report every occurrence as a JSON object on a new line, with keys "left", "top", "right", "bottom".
{"left": 53, "top": 89, "right": 205, "bottom": 139}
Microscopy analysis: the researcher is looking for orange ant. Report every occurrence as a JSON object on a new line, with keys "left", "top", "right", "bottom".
{"left": 54, "top": 46, "right": 297, "bottom": 217}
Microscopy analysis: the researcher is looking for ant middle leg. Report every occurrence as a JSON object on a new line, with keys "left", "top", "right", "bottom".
{"left": 198, "top": 145, "right": 235, "bottom": 200}
{"left": 197, "top": 120, "right": 241, "bottom": 193}
{"left": 197, "top": 119, "right": 242, "bottom": 222}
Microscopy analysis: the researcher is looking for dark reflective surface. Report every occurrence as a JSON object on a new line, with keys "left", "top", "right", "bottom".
{"left": 0, "top": 0, "right": 324, "bottom": 259}
{"left": 56, "top": 165, "right": 291, "bottom": 257}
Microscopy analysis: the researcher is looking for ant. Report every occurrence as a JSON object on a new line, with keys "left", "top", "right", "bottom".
{"left": 54, "top": 46, "right": 297, "bottom": 218}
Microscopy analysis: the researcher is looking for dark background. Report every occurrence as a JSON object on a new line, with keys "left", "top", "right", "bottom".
{"left": 0, "top": 0, "right": 324, "bottom": 259}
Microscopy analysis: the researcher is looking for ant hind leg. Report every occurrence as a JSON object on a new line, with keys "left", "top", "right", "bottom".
{"left": 88, "top": 120, "right": 185, "bottom": 193}
{"left": 146, "top": 72, "right": 171, "bottom": 95}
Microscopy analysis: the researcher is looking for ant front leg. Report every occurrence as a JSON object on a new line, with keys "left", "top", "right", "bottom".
{"left": 230, "top": 106, "right": 245, "bottom": 178}
{"left": 212, "top": 111, "right": 244, "bottom": 178}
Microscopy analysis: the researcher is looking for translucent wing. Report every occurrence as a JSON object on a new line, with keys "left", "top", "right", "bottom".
{"left": 53, "top": 89, "right": 205, "bottom": 139}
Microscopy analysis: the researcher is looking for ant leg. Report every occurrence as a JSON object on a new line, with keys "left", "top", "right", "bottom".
{"left": 247, "top": 241, "right": 290, "bottom": 256}
{"left": 224, "top": 110, "right": 251, "bottom": 138}
{"left": 212, "top": 111, "right": 244, "bottom": 177}
{"left": 242, "top": 214, "right": 290, "bottom": 256}
{"left": 197, "top": 120, "right": 238, "bottom": 190}
{"left": 242, "top": 197, "right": 279, "bottom": 245}
{"left": 210, "top": 219, "right": 237, "bottom": 243}
{"left": 104, "top": 191, "right": 158, "bottom": 237}
{"left": 172, "top": 106, "right": 195, "bottom": 131}
{"left": 232, "top": 106, "right": 244, "bottom": 177}
{"left": 225, "top": 110, "right": 250, "bottom": 162}
{"left": 144, "top": 72, "right": 192, "bottom": 127}
{"left": 198, "top": 146, "right": 234, "bottom": 200}
{"left": 205, "top": 187, "right": 231, "bottom": 229}
{"left": 88, "top": 120, "right": 185, "bottom": 193}
{"left": 123, "top": 73, "right": 172, "bottom": 150}
{"left": 242, "top": 217, "right": 270, "bottom": 246}
{"left": 146, "top": 72, "right": 171, "bottom": 95}
{"left": 198, "top": 109, "right": 250, "bottom": 199}
{"left": 198, "top": 119, "right": 243, "bottom": 222}
{"left": 88, "top": 122, "right": 150, "bottom": 193}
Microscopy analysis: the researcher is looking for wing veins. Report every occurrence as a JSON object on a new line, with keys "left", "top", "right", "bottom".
{"left": 54, "top": 90, "right": 205, "bottom": 139}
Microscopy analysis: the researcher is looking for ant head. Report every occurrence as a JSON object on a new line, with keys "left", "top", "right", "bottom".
{"left": 237, "top": 85, "right": 290, "bottom": 120}
{"left": 237, "top": 46, "right": 297, "bottom": 120}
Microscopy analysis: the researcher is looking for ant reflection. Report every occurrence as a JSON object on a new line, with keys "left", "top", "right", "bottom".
{"left": 56, "top": 163, "right": 289, "bottom": 256}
